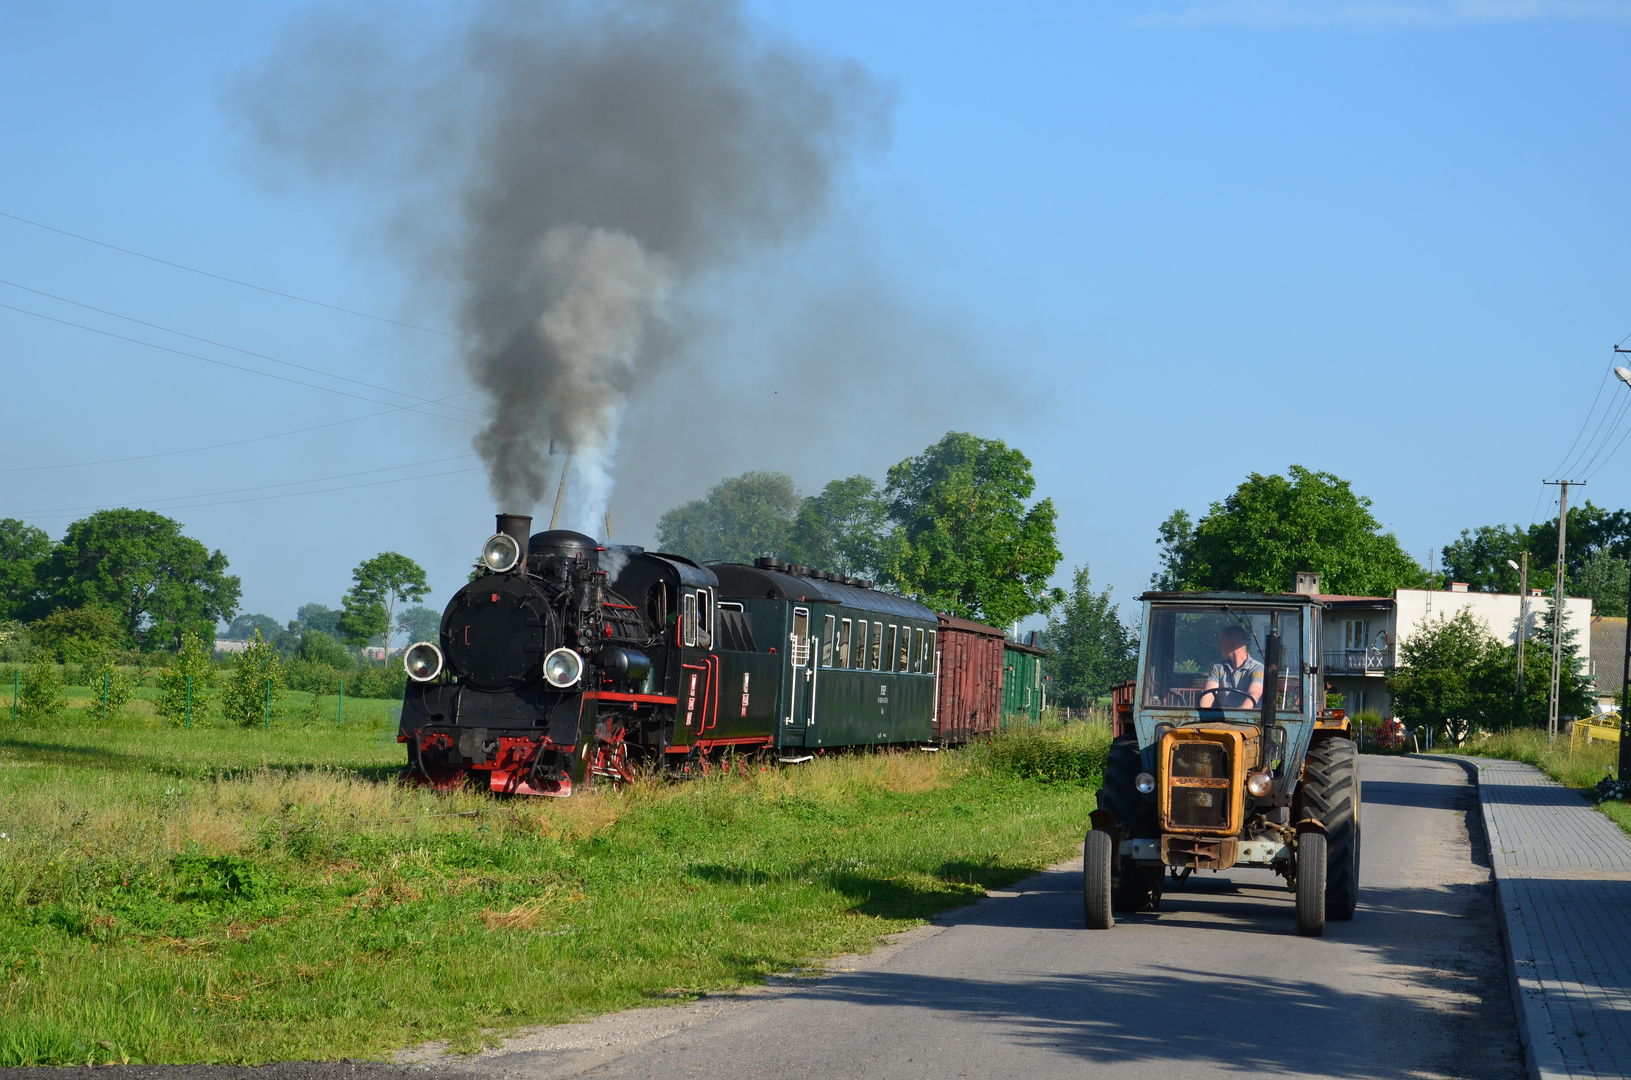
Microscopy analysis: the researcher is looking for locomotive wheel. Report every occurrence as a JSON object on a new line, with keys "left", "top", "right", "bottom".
{"left": 1295, "top": 832, "right": 1328, "bottom": 937}
{"left": 1303, "top": 737, "right": 1360, "bottom": 921}
{"left": 1083, "top": 830, "right": 1114, "bottom": 929}
{"left": 1098, "top": 734, "right": 1161, "bottom": 912}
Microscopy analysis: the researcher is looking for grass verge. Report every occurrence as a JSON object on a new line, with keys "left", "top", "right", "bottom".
{"left": 1439, "top": 727, "right": 1631, "bottom": 835}
{"left": 0, "top": 715, "right": 1104, "bottom": 1066}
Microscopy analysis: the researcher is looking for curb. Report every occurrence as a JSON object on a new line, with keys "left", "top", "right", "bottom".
{"left": 1437, "top": 754, "right": 1568, "bottom": 1080}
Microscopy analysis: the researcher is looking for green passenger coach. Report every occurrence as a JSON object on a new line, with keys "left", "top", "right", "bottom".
{"left": 708, "top": 558, "right": 941, "bottom": 752}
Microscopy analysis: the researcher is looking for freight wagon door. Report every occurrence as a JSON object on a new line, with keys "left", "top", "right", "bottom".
{"left": 783, "top": 607, "right": 814, "bottom": 745}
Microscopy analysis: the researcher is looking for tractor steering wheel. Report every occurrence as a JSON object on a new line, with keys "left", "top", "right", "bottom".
{"left": 1199, "top": 686, "right": 1251, "bottom": 709}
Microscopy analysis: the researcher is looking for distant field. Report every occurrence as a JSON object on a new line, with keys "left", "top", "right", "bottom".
{"left": 0, "top": 709, "right": 1105, "bottom": 1067}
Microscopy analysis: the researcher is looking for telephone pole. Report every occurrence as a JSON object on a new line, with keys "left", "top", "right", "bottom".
{"left": 1544, "top": 480, "right": 1581, "bottom": 742}
{"left": 1508, "top": 552, "right": 1528, "bottom": 696}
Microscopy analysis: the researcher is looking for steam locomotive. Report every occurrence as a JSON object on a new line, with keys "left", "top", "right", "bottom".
{"left": 397, "top": 513, "right": 1030, "bottom": 795}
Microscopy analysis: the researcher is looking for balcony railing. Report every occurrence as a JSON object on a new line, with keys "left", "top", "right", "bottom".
{"left": 1323, "top": 648, "right": 1394, "bottom": 674}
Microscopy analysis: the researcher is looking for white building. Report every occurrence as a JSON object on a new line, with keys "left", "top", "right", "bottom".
{"left": 1313, "top": 584, "right": 1592, "bottom": 719}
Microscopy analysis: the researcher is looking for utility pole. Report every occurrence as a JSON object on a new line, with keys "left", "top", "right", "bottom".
{"left": 1545, "top": 480, "right": 1581, "bottom": 742}
{"left": 1515, "top": 551, "right": 1528, "bottom": 697}
{"left": 1612, "top": 354, "right": 1631, "bottom": 780}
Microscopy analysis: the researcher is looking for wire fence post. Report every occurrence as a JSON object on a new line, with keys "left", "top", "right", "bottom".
{"left": 11, "top": 668, "right": 17, "bottom": 722}
{"left": 264, "top": 678, "right": 272, "bottom": 730}
{"left": 337, "top": 680, "right": 344, "bottom": 728}
{"left": 185, "top": 674, "right": 192, "bottom": 729}
{"left": 101, "top": 671, "right": 108, "bottom": 721}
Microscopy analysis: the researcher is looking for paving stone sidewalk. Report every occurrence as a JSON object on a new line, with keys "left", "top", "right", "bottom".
{"left": 1449, "top": 755, "right": 1631, "bottom": 1080}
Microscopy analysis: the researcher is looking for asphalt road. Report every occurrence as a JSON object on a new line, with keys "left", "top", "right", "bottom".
{"left": 15, "top": 755, "right": 1523, "bottom": 1080}
{"left": 439, "top": 753, "right": 1526, "bottom": 1080}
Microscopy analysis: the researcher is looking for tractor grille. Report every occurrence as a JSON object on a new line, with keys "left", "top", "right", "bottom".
{"left": 1168, "top": 740, "right": 1232, "bottom": 829}
{"left": 1169, "top": 786, "right": 1230, "bottom": 829}
{"left": 1172, "top": 742, "right": 1228, "bottom": 779}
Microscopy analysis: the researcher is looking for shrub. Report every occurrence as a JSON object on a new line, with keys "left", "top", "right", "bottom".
{"left": 156, "top": 631, "right": 215, "bottom": 726}
{"left": 218, "top": 632, "right": 287, "bottom": 727}
{"left": 285, "top": 658, "right": 342, "bottom": 696}
{"left": 346, "top": 662, "right": 407, "bottom": 700}
{"left": 297, "top": 630, "right": 355, "bottom": 670}
{"left": 81, "top": 656, "right": 137, "bottom": 720}
{"left": 29, "top": 606, "right": 126, "bottom": 663}
{"left": 983, "top": 721, "right": 1111, "bottom": 783}
{"left": 18, "top": 663, "right": 66, "bottom": 721}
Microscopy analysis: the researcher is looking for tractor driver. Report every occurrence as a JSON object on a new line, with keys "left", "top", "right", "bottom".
{"left": 1197, "top": 625, "right": 1263, "bottom": 709}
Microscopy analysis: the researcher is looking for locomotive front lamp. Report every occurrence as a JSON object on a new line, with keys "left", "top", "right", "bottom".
{"left": 1135, "top": 772, "right": 1156, "bottom": 794}
{"left": 543, "top": 647, "right": 585, "bottom": 689}
{"left": 403, "top": 642, "right": 444, "bottom": 683}
{"left": 481, "top": 532, "right": 522, "bottom": 573}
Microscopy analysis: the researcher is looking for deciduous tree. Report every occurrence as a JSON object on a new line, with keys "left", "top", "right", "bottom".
{"left": 36, "top": 509, "right": 239, "bottom": 650}
{"left": 0, "top": 518, "right": 51, "bottom": 622}
{"left": 655, "top": 471, "right": 800, "bottom": 564}
{"left": 339, "top": 552, "right": 430, "bottom": 655}
{"left": 29, "top": 606, "right": 125, "bottom": 663}
{"left": 785, "top": 475, "right": 889, "bottom": 578}
{"left": 881, "top": 432, "right": 1063, "bottom": 627}
{"left": 1045, "top": 565, "right": 1136, "bottom": 706}
{"left": 1155, "top": 466, "right": 1425, "bottom": 597}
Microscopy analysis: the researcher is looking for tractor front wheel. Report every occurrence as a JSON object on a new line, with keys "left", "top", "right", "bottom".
{"left": 1295, "top": 832, "right": 1327, "bottom": 937}
{"left": 1083, "top": 830, "right": 1114, "bottom": 929}
{"left": 1304, "top": 737, "right": 1361, "bottom": 921}
{"left": 1099, "top": 734, "right": 1162, "bottom": 912}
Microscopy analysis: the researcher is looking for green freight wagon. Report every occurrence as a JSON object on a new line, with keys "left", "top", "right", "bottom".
{"left": 1003, "top": 635, "right": 1049, "bottom": 722}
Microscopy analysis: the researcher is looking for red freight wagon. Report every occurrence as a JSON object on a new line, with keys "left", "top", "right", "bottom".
{"left": 934, "top": 614, "right": 1006, "bottom": 743}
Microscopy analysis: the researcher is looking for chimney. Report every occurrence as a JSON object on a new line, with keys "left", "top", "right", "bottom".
{"left": 495, "top": 513, "right": 532, "bottom": 563}
{"left": 1294, "top": 571, "right": 1321, "bottom": 596}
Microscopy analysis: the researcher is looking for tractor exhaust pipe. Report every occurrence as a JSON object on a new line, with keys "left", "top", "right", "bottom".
{"left": 1259, "top": 611, "right": 1281, "bottom": 769}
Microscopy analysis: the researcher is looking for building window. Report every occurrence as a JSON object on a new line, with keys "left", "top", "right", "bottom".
{"left": 1344, "top": 620, "right": 1367, "bottom": 650}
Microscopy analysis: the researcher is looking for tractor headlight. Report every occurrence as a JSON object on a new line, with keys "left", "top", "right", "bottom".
{"left": 542, "top": 647, "right": 584, "bottom": 689}
{"left": 403, "top": 641, "right": 443, "bottom": 683}
{"left": 1135, "top": 772, "right": 1156, "bottom": 794}
{"left": 1246, "top": 769, "right": 1273, "bottom": 798}
{"left": 481, "top": 532, "right": 521, "bottom": 573}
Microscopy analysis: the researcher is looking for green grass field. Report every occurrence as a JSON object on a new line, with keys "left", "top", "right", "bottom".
{"left": 0, "top": 701, "right": 1106, "bottom": 1067}
{"left": 1441, "top": 727, "right": 1631, "bottom": 834}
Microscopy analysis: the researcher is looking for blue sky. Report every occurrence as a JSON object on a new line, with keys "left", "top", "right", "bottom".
{"left": 3, "top": 0, "right": 1630, "bottom": 630}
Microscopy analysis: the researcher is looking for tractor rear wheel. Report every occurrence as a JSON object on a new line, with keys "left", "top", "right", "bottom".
{"left": 1083, "top": 830, "right": 1114, "bottom": 929}
{"left": 1304, "top": 737, "right": 1360, "bottom": 921}
{"left": 1097, "top": 734, "right": 1163, "bottom": 912}
{"left": 1295, "top": 832, "right": 1327, "bottom": 936}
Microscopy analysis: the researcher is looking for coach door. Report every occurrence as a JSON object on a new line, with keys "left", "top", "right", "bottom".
{"left": 785, "top": 607, "right": 815, "bottom": 742}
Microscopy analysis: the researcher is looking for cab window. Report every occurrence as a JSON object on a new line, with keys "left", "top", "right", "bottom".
{"left": 682, "top": 592, "right": 697, "bottom": 647}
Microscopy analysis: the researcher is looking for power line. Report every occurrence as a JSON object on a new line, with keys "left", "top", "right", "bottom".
{"left": 9, "top": 455, "right": 481, "bottom": 517}
{"left": 0, "top": 208, "right": 463, "bottom": 340}
{"left": 0, "top": 278, "right": 483, "bottom": 419}
{"left": 1550, "top": 366, "right": 1613, "bottom": 480}
{"left": 0, "top": 390, "right": 480, "bottom": 473}
{"left": 0, "top": 301, "right": 479, "bottom": 424}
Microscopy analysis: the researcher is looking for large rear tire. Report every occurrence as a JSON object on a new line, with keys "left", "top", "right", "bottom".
{"left": 1097, "top": 734, "right": 1163, "bottom": 912}
{"left": 1083, "top": 830, "right": 1114, "bottom": 929}
{"left": 1295, "top": 832, "right": 1327, "bottom": 937}
{"left": 1304, "top": 737, "right": 1360, "bottom": 921}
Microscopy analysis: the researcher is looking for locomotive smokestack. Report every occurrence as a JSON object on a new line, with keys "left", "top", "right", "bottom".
{"left": 496, "top": 514, "right": 533, "bottom": 563}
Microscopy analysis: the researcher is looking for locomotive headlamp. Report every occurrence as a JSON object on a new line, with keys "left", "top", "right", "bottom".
{"left": 1246, "top": 768, "right": 1273, "bottom": 798}
{"left": 481, "top": 532, "right": 522, "bottom": 573}
{"left": 1135, "top": 772, "right": 1156, "bottom": 794}
{"left": 542, "top": 647, "right": 584, "bottom": 689}
{"left": 403, "top": 641, "right": 444, "bottom": 683}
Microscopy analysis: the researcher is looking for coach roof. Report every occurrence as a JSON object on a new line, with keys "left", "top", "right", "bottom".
{"left": 708, "top": 563, "right": 936, "bottom": 621}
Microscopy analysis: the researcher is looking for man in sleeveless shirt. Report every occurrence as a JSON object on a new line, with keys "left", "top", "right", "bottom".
{"left": 1198, "top": 625, "right": 1263, "bottom": 708}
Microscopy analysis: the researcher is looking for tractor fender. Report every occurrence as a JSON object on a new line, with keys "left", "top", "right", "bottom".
{"left": 1089, "top": 808, "right": 1118, "bottom": 836}
{"left": 1294, "top": 817, "right": 1326, "bottom": 837}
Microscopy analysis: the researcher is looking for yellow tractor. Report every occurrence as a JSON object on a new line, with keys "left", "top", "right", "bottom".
{"left": 1084, "top": 591, "right": 1359, "bottom": 936}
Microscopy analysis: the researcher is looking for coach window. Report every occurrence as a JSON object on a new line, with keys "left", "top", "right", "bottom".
{"left": 912, "top": 627, "right": 925, "bottom": 673}
{"left": 884, "top": 626, "right": 897, "bottom": 671}
{"left": 695, "top": 589, "right": 712, "bottom": 649}
{"left": 682, "top": 592, "right": 697, "bottom": 647}
{"left": 792, "top": 607, "right": 810, "bottom": 668}
{"left": 871, "top": 622, "right": 884, "bottom": 669}
{"left": 925, "top": 630, "right": 937, "bottom": 674}
{"left": 822, "top": 615, "right": 836, "bottom": 667}
{"left": 899, "top": 626, "right": 912, "bottom": 671}
{"left": 839, "top": 618, "right": 853, "bottom": 668}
